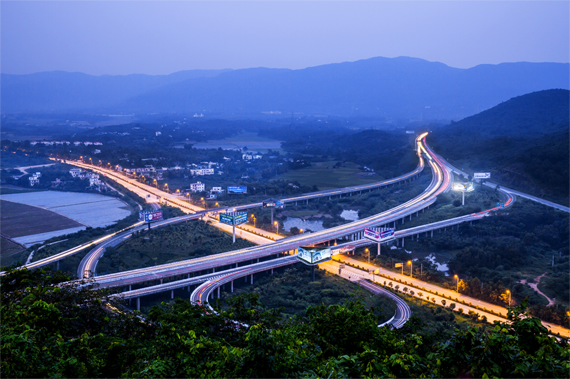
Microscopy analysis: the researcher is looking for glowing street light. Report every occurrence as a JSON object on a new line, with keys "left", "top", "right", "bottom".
{"left": 274, "top": 221, "right": 279, "bottom": 235}
{"left": 454, "top": 274, "right": 459, "bottom": 292}
{"left": 365, "top": 248, "right": 370, "bottom": 263}
{"left": 506, "top": 290, "right": 511, "bottom": 307}
{"left": 407, "top": 260, "right": 413, "bottom": 278}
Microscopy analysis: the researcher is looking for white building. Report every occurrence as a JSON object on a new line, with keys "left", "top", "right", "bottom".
{"left": 93, "top": 149, "right": 101, "bottom": 154}
{"left": 29, "top": 176, "right": 40, "bottom": 186}
{"left": 74, "top": 141, "right": 82, "bottom": 146}
{"left": 93, "top": 142, "right": 103, "bottom": 146}
{"left": 211, "top": 186, "right": 223, "bottom": 193}
{"left": 253, "top": 154, "right": 262, "bottom": 159}
{"left": 242, "top": 153, "right": 253, "bottom": 160}
{"left": 30, "top": 141, "right": 39, "bottom": 146}
{"left": 69, "top": 168, "right": 83, "bottom": 177}
{"left": 189, "top": 181, "right": 205, "bottom": 192}
{"left": 84, "top": 141, "right": 93, "bottom": 146}
{"left": 190, "top": 168, "right": 215, "bottom": 176}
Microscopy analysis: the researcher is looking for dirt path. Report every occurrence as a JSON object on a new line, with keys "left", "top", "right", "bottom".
{"left": 520, "top": 273, "right": 555, "bottom": 306}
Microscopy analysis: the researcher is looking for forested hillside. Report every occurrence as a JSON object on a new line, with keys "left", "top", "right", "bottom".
{"left": 1, "top": 268, "right": 568, "bottom": 378}
{"left": 431, "top": 89, "right": 570, "bottom": 203}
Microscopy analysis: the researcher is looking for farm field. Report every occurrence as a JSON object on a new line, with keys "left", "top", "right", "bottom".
{"left": 0, "top": 191, "right": 132, "bottom": 228}
{"left": 0, "top": 200, "right": 85, "bottom": 261}
{"left": 272, "top": 161, "right": 379, "bottom": 190}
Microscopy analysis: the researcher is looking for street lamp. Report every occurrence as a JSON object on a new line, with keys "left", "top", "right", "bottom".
{"left": 407, "top": 260, "right": 413, "bottom": 278}
{"left": 274, "top": 221, "right": 279, "bottom": 235}
{"left": 300, "top": 229, "right": 303, "bottom": 233}
{"left": 454, "top": 275, "right": 459, "bottom": 292}
{"left": 365, "top": 248, "right": 370, "bottom": 264}
{"left": 506, "top": 290, "right": 511, "bottom": 307}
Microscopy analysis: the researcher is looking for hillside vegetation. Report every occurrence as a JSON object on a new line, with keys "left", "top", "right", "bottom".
{"left": 431, "top": 89, "right": 570, "bottom": 203}
{"left": 2, "top": 268, "right": 568, "bottom": 378}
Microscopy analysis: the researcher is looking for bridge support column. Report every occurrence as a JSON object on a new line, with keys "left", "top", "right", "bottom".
{"left": 250, "top": 274, "right": 253, "bottom": 285}
{"left": 402, "top": 238, "right": 405, "bottom": 247}
{"left": 402, "top": 218, "right": 404, "bottom": 224}
{"left": 136, "top": 297, "right": 140, "bottom": 311}
{"left": 56, "top": 261, "right": 59, "bottom": 270}
{"left": 431, "top": 230, "right": 433, "bottom": 237}
{"left": 160, "top": 279, "right": 163, "bottom": 284}
{"left": 129, "top": 285, "right": 132, "bottom": 291}
{"left": 410, "top": 214, "right": 412, "bottom": 221}
{"left": 217, "top": 287, "right": 220, "bottom": 298}
{"left": 245, "top": 275, "right": 247, "bottom": 282}
{"left": 257, "top": 258, "right": 259, "bottom": 263}
{"left": 171, "top": 290, "right": 174, "bottom": 299}
{"left": 231, "top": 281, "right": 234, "bottom": 292}
{"left": 417, "top": 234, "right": 419, "bottom": 240}
{"left": 271, "top": 268, "right": 273, "bottom": 275}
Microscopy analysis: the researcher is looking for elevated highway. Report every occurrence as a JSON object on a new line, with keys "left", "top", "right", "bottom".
{"left": 75, "top": 133, "right": 451, "bottom": 290}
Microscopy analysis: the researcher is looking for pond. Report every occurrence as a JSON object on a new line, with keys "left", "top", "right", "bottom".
{"left": 340, "top": 209, "right": 359, "bottom": 221}
{"left": 411, "top": 252, "right": 450, "bottom": 275}
{"left": 283, "top": 217, "right": 325, "bottom": 232}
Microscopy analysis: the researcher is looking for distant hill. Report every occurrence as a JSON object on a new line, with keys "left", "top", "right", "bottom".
{"left": 0, "top": 69, "right": 232, "bottom": 113}
{"left": 431, "top": 89, "right": 569, "bottom": 203}
{"left": 2, "top": 57, "right": 568, "bottom": 120}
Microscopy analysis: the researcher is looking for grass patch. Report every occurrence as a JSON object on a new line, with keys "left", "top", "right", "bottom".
{"left": 97, "top": 219, "right": 256, "bottom": 274}
{"left": 272, "top": 161, "right": 380, "bottom": 190}
{"left": 221, "top": 263, "right": 397, "bottom": 321}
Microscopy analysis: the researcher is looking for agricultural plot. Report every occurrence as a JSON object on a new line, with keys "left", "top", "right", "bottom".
{"left": 0, "top": 200, "right": 85, "bottom": 252}
{"left": 0, "top": 191, "right": 131, "bottom": 228}
{"left": 273, "top": 161, "right": 379, "bottom": 190}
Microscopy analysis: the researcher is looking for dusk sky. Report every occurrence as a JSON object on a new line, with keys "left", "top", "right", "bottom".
{"left": 2, "top": 1, "right": 569, "bottom": 76}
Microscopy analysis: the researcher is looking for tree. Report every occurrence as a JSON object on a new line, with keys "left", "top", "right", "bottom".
{"left": 449, "top": 303, "right": 456, "bottom": 311}
{"left": 441, "top": 299, "right": 446, "bottom": 307}
{"left": 418, "top": 292, "right": 423, "bottom": 299}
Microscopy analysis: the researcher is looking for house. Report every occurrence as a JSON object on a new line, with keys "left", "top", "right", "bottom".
{"left": 30, "top": 141, "right": 39, "bottom": 146}
{"left": 69, "top": 168, "right": 83, "bottom": 177}
{"left": 189, "top": 181, "right": 205, "bottom": 192}
{"left": 242, "top": 153, "right": 253, "bottom": 160}
{"left": 93, "top": 149, "right": 101, "bottom": 154}
{"left": 84, "top": 141, "right": 93, "bottom": 146}
{"left": 211, "top": 186, "right": 223, "bottom": 193}
{"left": 93, "top": 142, "right": 103, "bottom": 146}
{"left": 253, "top": 154, "right": 263, "bottom": 159}
{"left": 156, "top": 132, "right": 162, "bottom": 136}
{"left": 74, "top": 141, "right": 82, "bottom": 146}
{"left": 29, "top": 176, "right": 40, "bottom": 186}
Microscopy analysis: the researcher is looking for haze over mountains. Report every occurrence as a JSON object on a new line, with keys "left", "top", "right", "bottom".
{"left": 2, "top": 57, "right": 568, "bottom": 120}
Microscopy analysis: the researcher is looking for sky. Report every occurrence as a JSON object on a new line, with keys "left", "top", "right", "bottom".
{"left": 2, "top": 1, "right": 569, "bottom": 76}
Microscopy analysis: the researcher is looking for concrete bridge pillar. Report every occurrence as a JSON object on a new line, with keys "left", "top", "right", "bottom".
{"left": 401, "top": 238, "right": 405, "bottom": 247}
{"left": 136, "top": 297, "right": 140, "bottom": 311}
{"left": 171, "top": 290, "right": 174, "bottom": 299}
{"left": 257, "top": 258, "right": 259, "bottom": 263}
{"left": 409, "top": 214, "right": 412, "bottom": 221}
{"left": 217, "top": 287, "right": 220, "bottom": 298}
{"left": 231, "top": 280, "right": 234, "bottom": 292}
{"left": 250, "top": 274, "right": 253, "bottom": 285}
{"left": 160, "top": 279, "right": 163, "bottom": 284}
{"left": 271, "top": 268, "right": 274, "bottom": 275}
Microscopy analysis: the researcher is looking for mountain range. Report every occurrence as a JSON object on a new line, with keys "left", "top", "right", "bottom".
{"left": 2, "top": 56, "right": 568, "bottom": 120}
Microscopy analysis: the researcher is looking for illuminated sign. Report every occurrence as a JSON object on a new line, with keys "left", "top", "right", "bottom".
{"left": 228, "top": 186, "right": 247, "bottom": 194}
{"left": 297, "top": 246, "right": 332, "bottom": 265}
{"left": 139, "top": 210, "right": 163, "bottom": 222}
{"left": 263, "top": 199, "right": 285, "bottom": 208}
{"left": 364, "top": 228, "right": 395, "bottom": 242}
{"left": 452, "top": 182, "right": 474, "bottom": 192}
{"left": 474, "top": 173, "right": 491, "bottom": 179}
{"left": 219, "top": 212, "right": 248, "bottom": 226}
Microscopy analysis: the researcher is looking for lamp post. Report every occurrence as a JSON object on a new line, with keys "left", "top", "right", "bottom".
{"left": 506, "top": 290, "right": 511, "bottom": 307}
{"left": 407, "top": 260, "right": 413, "bottom": 278}
{"left": 274, "top": 221, "right": 279, "bottom": 235}
{"left": 365, "top": 248, "right": 370, "bottom": 264}
{"left": 454, "top": 274, "right": 459, "bottom": 292}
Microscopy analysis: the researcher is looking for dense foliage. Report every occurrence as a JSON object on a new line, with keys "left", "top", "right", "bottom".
{"left": 2, "top": 268, "right": 569, "bottom": 378}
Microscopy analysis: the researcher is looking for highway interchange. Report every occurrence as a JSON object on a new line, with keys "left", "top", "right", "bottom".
{"left": 9, "top": 132, "right": 570, "bottom": 334}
